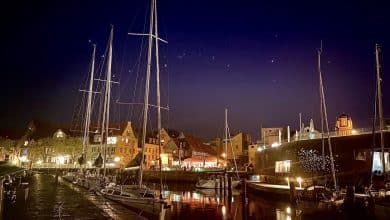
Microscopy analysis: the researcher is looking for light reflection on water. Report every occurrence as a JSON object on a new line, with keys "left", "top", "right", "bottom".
{"left": 157, "top": 183, "right": 304, "bottom": 220}
{"left": 9, "top": 174, "right": 383, "bottom": 220}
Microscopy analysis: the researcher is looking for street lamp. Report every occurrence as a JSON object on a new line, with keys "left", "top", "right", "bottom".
{"left": 57, "top": 156, "right": 65, "bottom": 165}
{"left": 20, "top": 156, "right": 28, "bottom": 162}
{"left": 296, "top": 177, "right": 302, "bottom": 188}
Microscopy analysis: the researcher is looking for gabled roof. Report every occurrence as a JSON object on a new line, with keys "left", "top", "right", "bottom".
{"left": 183, "top": 135, "right": 217, "bottom": 156}
{"left": 162, "top": 128, "right": 180, "bottom": 138}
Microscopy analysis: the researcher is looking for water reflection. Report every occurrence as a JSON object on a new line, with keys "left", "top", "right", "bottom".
{"left": 277, "top": 206, "right": 304, "bottom": 220}
{"left": 158, "top": 183, "right": 326, "bottom": 220}
{"left": 6, "top": 175, "right": 389, "bottom": 220}
{"left": 4, "top": 174, "right": 136, "bottom": 219}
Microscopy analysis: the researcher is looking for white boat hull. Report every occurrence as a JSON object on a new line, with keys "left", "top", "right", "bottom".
{"left": 100, "top": 188, "right": 164, "bottom": 216}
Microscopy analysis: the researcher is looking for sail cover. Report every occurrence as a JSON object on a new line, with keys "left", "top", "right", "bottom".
{"left": 93, "top": 153, "right": 103, "bottom": 168}
{"left": 125, "top": 152, "right": 144, "bottom": 169}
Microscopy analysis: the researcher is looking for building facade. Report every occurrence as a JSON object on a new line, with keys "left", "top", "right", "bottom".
{"left": 335, "top": 113, "right": 353, "bottom": 136}
{"left": 115, "top": 122, "right": 139, "bottom": 167}
{"left": 261, "top": 128, "right": 282, "bottom": 146}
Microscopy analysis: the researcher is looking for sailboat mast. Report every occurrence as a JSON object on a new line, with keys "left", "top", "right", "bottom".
{"left": 101, "top": 26, "right": 114, "bottom": 177}
{"left": 375, "top": 44, "right": 386, "bottom": 173}
{"left": 82, "top": 44, "right": 96, "bottom": 168}
{"left": 318, "top": 41, "right": 325, "bottom": 170}
{"left": 370, "top": 72, "right": 378, "bottom": 185}
{"left": 139, "top": 0, "right": 155, "bottom": 188}
{"left": 154, "top": 0, "right": 163, "bottom": 197}
{"left": 318, "top": 43, "right": 337, "bottom": 190}
{"left": 225, "top": 108, "right": 228, "bottom": 165}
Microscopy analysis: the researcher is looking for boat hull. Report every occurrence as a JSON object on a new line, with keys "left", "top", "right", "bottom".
{"left": 100, "top": 188, "right": 163, "bottom": 216}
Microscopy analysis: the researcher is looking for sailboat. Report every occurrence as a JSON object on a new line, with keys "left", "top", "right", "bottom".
{"left": 369, "top": 44, "right": 387, "bottom": 187}
{"left": 63, "top": 44, "right": 97, "bottom": 184}
{"left": 195, "top": 108, "right": 241, "bottom": 189}
{"left": 317, "top": 42, "right": 338, "bottom": 191}
{"left": 70, "top": 26, "right": 115, "bottom": 190}
{"left": 100, "top": 0, "right": 169, "bottom": 217}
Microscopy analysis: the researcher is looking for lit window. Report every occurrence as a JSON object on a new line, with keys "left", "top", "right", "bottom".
{"left": 107, "top": 137, "right": 117, "bottom": 144}
{"left": 275, "top": 160, "right": 291, "bottom": 173}
{"left": 372, "top": 152, "right": 390, "bottom": 172}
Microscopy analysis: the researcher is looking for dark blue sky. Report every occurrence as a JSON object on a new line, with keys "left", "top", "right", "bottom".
{"left": 1, "top": 0, "right": 389, "bottom": 140}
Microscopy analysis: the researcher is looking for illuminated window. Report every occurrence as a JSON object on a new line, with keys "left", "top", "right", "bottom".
{"left": 372, "top": 152, "right": 390, "bottom": 172}
{"left": 107, "top": 136, "right": 117, "bottom": 145}
{"left": 275, "top": 160, "right": 291, "bottom": 173}
{"left": 355, "top": 151, "right": 366, "bottom": 161}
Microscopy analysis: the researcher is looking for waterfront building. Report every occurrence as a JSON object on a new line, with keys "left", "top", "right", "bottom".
{"left": 248, "top": 144, "right": 259, "bottom": 166}
{"left": 144, "top": 139, "right": 160, "bottom": 170}
{"left": 0, "top": 137, "right": 15, "bottom": 161}
{"left": 227, "top": 132, "right": 251, "bottom": 163}
{"left": 23, "top": 129, "right": 83, "bottom": 168}
{"left": 115, "top": 122, "right": 139, "bottom": 167}
{"left": 181, "top": 135, "right": 218, "bottom": 169}
{"left": 335, "top": 113, "right": 353, "bottom": 136}
{"left": 88, "top": 132, "right": 118, "bottom": 167}
{"left": 255, "top": 131, "right": 390, "bottom": 188}
{"left": 157, "top": 128, "right": 180, "bottom": 145}
{"left": 261, "top": 128, "right": 283, "bottom": 146}
{"left": 208, "top": 137, "right": 223, "bottom": 158}
{"left": 212, "top": 132, "right": 251, "bottom": 165}
{"left": 291, "top": 119, "right": 321, "bottom": 141}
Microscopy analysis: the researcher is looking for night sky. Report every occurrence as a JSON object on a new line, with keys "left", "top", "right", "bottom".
{"left": 1, "top": 0, "right": 390, "bottom": 140}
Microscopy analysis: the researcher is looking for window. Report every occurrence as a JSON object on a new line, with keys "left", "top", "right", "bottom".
{"left": 355, "top": 151, "right": 366, "bottom": 161}
{"left": 372, "top": 152, "right": 390, "bottom": 172}
{"left": 275, "top": 160, "right": 291, "bottom": 173}
{"left": 107, "top": 136, "right": 117, "bottom": 144}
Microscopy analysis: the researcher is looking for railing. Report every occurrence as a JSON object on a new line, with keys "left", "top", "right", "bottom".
{"left": 258, "top": 127, "right": 390, "bottom": 149}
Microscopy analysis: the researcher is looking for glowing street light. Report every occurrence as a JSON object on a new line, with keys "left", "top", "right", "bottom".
{"left": 114, "top": 156, "right": 121, "bottom": 162}
{"left": 57, "top": 155, "right": 65, "bottom": 164}
{"left": 221, "top": 153, "right": 226, "bottom": 158}
{"left": 20, "top": 156, "right": 28, "bottom": 162}
{"left": 222, "top": 205, "right": 226, "bottom": 217}
{"left": 296, "top": 177, "right": 302, "bottom": 188}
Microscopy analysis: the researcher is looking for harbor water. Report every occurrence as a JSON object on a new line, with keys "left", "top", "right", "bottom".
{"left": 3, "top": 173, "right": 390, "bottom": 219}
